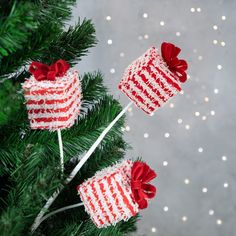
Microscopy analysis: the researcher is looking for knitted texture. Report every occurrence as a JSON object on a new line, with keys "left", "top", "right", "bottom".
{"left": 77, "top": 160, "right": 139, "bottom": 228}
{"left": 118, "top": 46, "right": 182, "bottom": 114}
{"left": 22, "top": 70, "right": 81, "bottom": 131}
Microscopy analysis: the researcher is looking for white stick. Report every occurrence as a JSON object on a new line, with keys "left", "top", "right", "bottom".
{"left": 57, "top": 129, "right": 64, "bottom": 176}
{"left": 36, "top": 202, "right": 84, "bottom": 228}
{"left": 31, "top": 101, "right": 133, "bottom": 232}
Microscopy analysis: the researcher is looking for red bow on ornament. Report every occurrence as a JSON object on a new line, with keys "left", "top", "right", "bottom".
{"left": 29, "top": 59, "right": 70, "bottom": 81}
{"left": 161, "top": 42, "right": 188, "bottom": 83}
{"left": 131, "top": 161, "right": 157, "bottom": 209}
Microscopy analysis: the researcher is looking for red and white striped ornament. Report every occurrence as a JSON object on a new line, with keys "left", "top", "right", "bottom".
{"left": 77, "top": 160, "right": 157, "bottom": 228}
{"left": 22, "top": 60, "right": 81, "bottom": 131}
{"left": 118, "top": 42, "right": 188, "bottom": 114}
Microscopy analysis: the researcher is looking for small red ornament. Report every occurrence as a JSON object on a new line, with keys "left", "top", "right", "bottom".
{"left": 22, "top": 60, "right": 81, "bottom": 131}
{"left": 77, "top": 160, "right": 157, "bottom": 228}
{"left": 118, "top": 42, "right": 188, "bottom": 115}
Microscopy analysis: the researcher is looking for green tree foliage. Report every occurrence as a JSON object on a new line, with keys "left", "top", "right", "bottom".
{"left": 0, "top": 1, "right": 137, "bottom": 235}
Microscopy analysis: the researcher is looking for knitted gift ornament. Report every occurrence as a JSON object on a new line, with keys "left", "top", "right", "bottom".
{"left": 77, "top": 160, "right": 157, "bottom": 228}
{"left": 22, "top": 60, "right": 82, "bottom": 131}
{"left": 118, "top": 42, "right": 188, "bottom": 114}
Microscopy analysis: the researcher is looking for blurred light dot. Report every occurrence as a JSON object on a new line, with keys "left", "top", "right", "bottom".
{"left": 185, "top": 124, "right": 190, "bottom": 130}
{"left": 110, "top": 68, "right": 115, "bottom": 74}
{"left": 138, "top": 35, "right": 143, "bottom": 40}
{"left": 178, "top": 119, "right": 183, "bottom": 124}
{"left": 169, "top": 103, "right": 174, "bottom": 108}
{"left": 223, "top": 182, "right": 229, "bottom": 188}
{"left": 204, "top": 97, "right": 209, "bottom": 102}
{"left": 209, "top": 209, "right": 214, "bottom": 215}
{"left": 182, "top": 216, "right": 188, "bottom": 222}
{"left": 184, "top": 179, "right": 190, "bottom": 184}
{"left": 198, "top": 147, "right": 203, "bottom": 153}
{"left": 198, "top": 55, "right": 203, "bottom": 60}
{"left": 151, "top": 227, "right": 157, "bottom": 233}
{"left": 202, "top": 116, "right": 207, "bottom": 120}
{"left": 163, "top": 206, "right": 169, "bottom": 212}
{"left": 121, "top": 127, "right": 125, "bottom": 132}
{"left": 125, "top": 126, "right": 130, "bottom": 131}
{"left": 106, "top": 16, "right": 111, "bottom": 21}
{"left": 221, "top": 41, "right": 226, "bottom": 46}
{"left": 144, "top": 133, "right": 149, "bottom": 138}
{"left": 214, "top": 88, "right": 219, "bottom": 94}
{"left": 213, "top": 40, "right": 218, "bottom": 44}
{"left": 213, "top": 25, "right": 218, "bottom": 30}
{"left": 222, "top": 155, "right": 227, "bottom": 161}
{"left": 164, "top": 132, "right": 170, "bottom": 138}
{"left": 197, "top": 7, "right": 201, "bottom": 12}
{"left": 128, "top": 107, "right": 132, "bottom": 112}
{"left": 143, "top": 13, "right": 148, "bottom": 18}
{"left": 195, "top": 111, "right": 200, "bottom": 116}
{"left": 217, "top": 65, "right": 222, "bottom": 70}
{"left": 160, "top": 21, "right": 165, "bottom": 26}
{"left": 176, "top": 32, "right": 181, "bottom": 36}
{"left": 216, "top": 219, "right": 222, "bottom": 225}
{"left": 190, "top": 8, "right": 195, "bottom": 12}
{"left": 144, "top": 34, "right": 149, "bottom": 39}
{"left": 163, "top": 161, "right": 168, "bottom": 166}
{"left": 210, "top": 110, "right": 215, "bottom": 116}
{"left": 221, "top": 15, "right": 226, "bottom": 20}
{"left": 202, "top": 187, "right": 208, "bottom": 193}
{"left": 150, "top": 112, "right": 154, "bottom": 116}
{"left": 180, "top": 90, "right": 184, "bottom": 95}
{"left": 120, "top": 52, "right": 125, "bottom": 57}
{"left": 193, "top": 49, "right": 197, "bottom": 53}
{"left": 107, "top": 39, "right": 113, "bottom": 45}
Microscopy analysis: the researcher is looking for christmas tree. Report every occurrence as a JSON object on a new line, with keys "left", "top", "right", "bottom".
{"left": 0, "top": 1, "right": 137, "bottom": 235}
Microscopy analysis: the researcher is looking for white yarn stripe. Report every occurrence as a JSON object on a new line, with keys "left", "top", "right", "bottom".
{"left": 127, "top": 82, "right": 157, "bottom": 109}
{"left": 25, "top": 82, "right": 80, "bottom": 110}
{"left": 101, "top": 178, "right": 121, "bottom": 222}
{"left": 27, "top": 96, "right": 81, "bottom": 119}
{"left": 94, "top": 181, "right": 115, "bottom": 224}
{"left": 110, "top": 176, "right": 132, "bottom": 220}
{"left": 120, "top": 87, "right": 152, "bottom": 114}
{"left": 24, "top": 78, "right": 78, "bottom": 101}
{"left": 86, "top": 184, "right": 107, "bottom": 226}
{"left": 110, "top": 177, "right": 128, "bottom": 222}
{"left": 30, "top": 104, "right": 80, "bottom": 129}
{"left": 134, "top": 74, "right": 165, "bottom": 106}
{"left": 142, "top": 68, "right": 174, "bottom": 99}
{"left": 153, "top": 59, "right": 182, "bottom": 90}
{"left": 150, "top": 64, "right": 180, "bottom": 96}
{"left": 78, "top": 187, "right": 101, "bottom": 227}
{"left": 113, "top": 174, "right": 137, "bottom": 218}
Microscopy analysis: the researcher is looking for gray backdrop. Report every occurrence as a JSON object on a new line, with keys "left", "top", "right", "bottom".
{"left": 71, "top": 1, "right": 236, "bottom": 235}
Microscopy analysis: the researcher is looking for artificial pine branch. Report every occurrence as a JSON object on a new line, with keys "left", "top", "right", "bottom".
{"left": 0, "top": 0, "right": 138, "bottom": 235}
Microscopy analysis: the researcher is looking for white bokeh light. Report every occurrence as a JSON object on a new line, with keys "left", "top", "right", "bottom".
{"left": 163, "top": 161, "right": 168, "bottom": 166}
{"left": 106, "top": 16, "right": 111, "bottom": 21}
{"left": 202, "top": 187, "right": 208, "bottom": 193}
{"left": 160, "top": 21, "right": 165, "bottom": 26}
{"left": 107, "top": 39, "right": 113, "bottom": 45}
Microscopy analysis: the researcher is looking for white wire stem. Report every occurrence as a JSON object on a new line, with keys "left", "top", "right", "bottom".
{"left": 31, "top": 101, "right": 133, "bottom": 232}
{"left": 57, "top": 129, "right": 64, "bottom": 177}
{"left": 37, "top": 202, "right": 84, "bottom": 227}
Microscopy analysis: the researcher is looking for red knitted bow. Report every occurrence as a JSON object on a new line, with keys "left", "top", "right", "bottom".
{"left": 161, "top": 42, "right": 188, "bottom": 83}
{"left": 131, "top": 161, "right": 157, "bottom": 209}
{"left": 29, "top": 59, "right": 70, "bottom": 81}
